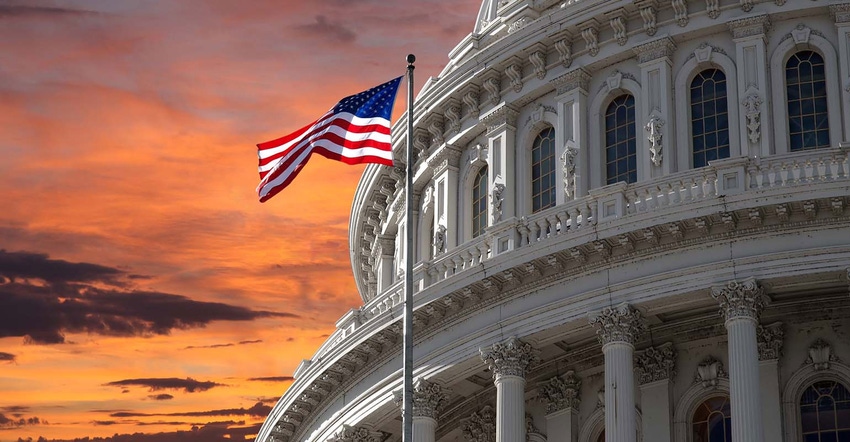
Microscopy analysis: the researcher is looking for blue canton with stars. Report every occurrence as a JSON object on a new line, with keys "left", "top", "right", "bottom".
{"left": 332, "top": 76, "right": 403, "bottom": 120}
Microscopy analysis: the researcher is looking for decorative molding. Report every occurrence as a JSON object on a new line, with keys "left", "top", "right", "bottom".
{"left": 635, "top": 342, "right": 676, "bottom": 384}
{"left": 508, "top": 16, "right": 529, "bottom": 34}
{"left": 482, "top": 104, "right": 519, "bottom": 134}
{"left": 634, "top": 37, "right": 676, "bottom": 64}
{"left": 392, "top": 378, "right": 448, "bottom": 419}
{"left": 461, "top": 84, "right": 481, "bottom": 118}
{"left": 695, "top": 356, "right": 727, "bottom": 388}
{"left": 830, "top": 4, "right": 850, "bottom": 24}
{"left": 588, "top": 303, "right": 646, "bottom": 346}
{"left": 645, "top": 115, "right": 664, "bottom": 167}
{"left": 671, "top": 0, "right": 688, "bottom": 27}
{"left": 706, "top": 0, "right": 720, "bottom": 19}
{"left": 636, "top": 0, "right": 658, "bottom": 35}
{"left": 444, "top": 101, "right": 461, "bottom": 134}
{"left": 757, "top": 322, "right": 784, "bottom": 361}
{"left": 555, "top": 35, "right": 573, "bottom": 67}
{"left": 581, "top": 24, "right": 599, "bottom": 57}
{"left": 480, "top": 336, "right": 539, "bottom": 379}
{"left": 552, "top": 68, "right": 590, "bottom": 95}
{"left": 791, "top": 24, "right": 811, "bottom": 46}
{"left": 740, "top": 0, "right": 754, "bottom": 13}
{"left": 608, "top": 12, "right": 628, "bottom": 46}
{"left": 483, "top": 76, "right": 501, "bottom": 105}
{"left": 727, "top": 15, "right": 771, "bottom": 40}
{"left": 742, "top": 93, "right": 763, "bottom": 143}
{"left": 528, "top": 45, "right": 547, "bottom": 80}
{"left": 539, "top": 370, "right": 581, "bottom": 413}
{"left": 505, "top": 59, "right": 523, "bottom": 93}
{"left": 327, "top": 425, "right": 389, "bottom": 442}
{"left": 561, "top": 146, "right": 578, "bottom": 199}
{"left": 711, "top": 278, "right": 769, "bottom": 322}
{"left": 806, "top": 339, "right": 840, "bottom": 371}
{"left": 462, "top": 406, "right": 495, "bottom": 442}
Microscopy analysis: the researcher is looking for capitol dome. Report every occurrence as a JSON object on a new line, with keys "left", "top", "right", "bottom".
{"left": 258, "top": 0, "right": 850, "bottom": 441}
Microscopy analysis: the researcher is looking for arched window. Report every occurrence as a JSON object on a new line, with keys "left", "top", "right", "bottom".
{"left": 800, "top": 380, "right": 850, "bottom": 440}
{"left": 532, "top": 127, "right": 556, "bottom": 212}
{"left": 472, "top": 167, "right": 488, "bottom": 238}
{"left": 691, "top": 69, "right": 730, "bottom": 168}
{"left": 692, "top": 395, "right": 732, "bottom": 442}
{"left": 605, "top": 94, "right": 636, "bottom": 185}
{"left": 786, "top": 50, "right": 830, "bottom": 151}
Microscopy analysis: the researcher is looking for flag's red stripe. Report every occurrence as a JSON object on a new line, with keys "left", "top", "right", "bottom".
{"left": 256, "top": 117, "right": 323, "bottom": 150}
{"left": 259, "top": 153, "right": 313, "bottom": 203}
{"left": 258, "top": 131, "right": 390, "bottom": 169}
{"left": 313, "top": 146, "right": 394, "bottom": 166}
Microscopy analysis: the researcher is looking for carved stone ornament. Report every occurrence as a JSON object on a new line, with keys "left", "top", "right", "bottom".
{"left": 480, "top": 336, "right": 539, "bottom": 379}
{"left": 634, "top": 37, "right": 676, "bottom": 64}
{"left": 742, "top": 93, "right": 763, "bottom": 143}
{"left": 711, "top": 278, "right": 768, "bottom": 322}
{"left": 645, "top": 115, "right": 664, "bottom": 166}
{"left": 482, "top": 104, "right": 519, "bottom": 134}
{"left": 581, "top": 25, "right": 599, "bottom": 57}
{"left": 505, "top": 62, "right": 523, "bottom": 93}
{"left": 695, "top": 356, "right": 727, "bottom": 388}
{"left": 555, "top": 37, "right": 573, "bottom": 67}
{"left": 552, "top": 68, "right": 590, "bottom": 95}
{"left": 831, "top": 4, "right": 850, "bottom": 25}
{"left": 561, "top": 146, "right": 578, "bottom": 199}
{"left": 635, "top": 342, "right": 676, "bottom": 384}
{"left": 609, "top": 14, "right": 627, "bottom": 46}
{"left": 433, "top": 224, "right": 447, "bottom": 255}
{"left": 327, "top": 425, "right": 389, "bottom": 442}
{"left": 671, "top": 0, "right": 688, "bottom": 27}
{"left": 392, "top": 379, "right": 448, "bottom": 419}
{"left": 757, "top": 322, "right": 784, "bottom": 361}
{"left": 588, "top": 303, "right": 646, "bottom": 346}
{"left": 484, "top": 76, "right": 501, "bottom": 105}
{"left": 637, "top": 1, "right": 657, "bottom": 36}
{"left": 539, "top": 370, "right": 582, "bottom": 413}
{"left": 706, "top": 0, "right": 720, "bottom": 19}
{"left": 491, "top": 182, "right": 506, "bottom": 224}
{"left": 727, "top": 15, "right": 771, "bottom": 40}
{"left": 806, "top": 339, "right": 839, "bottom": 371}
{"left": 462, "top": 406, "right": 495, "bottom": 442}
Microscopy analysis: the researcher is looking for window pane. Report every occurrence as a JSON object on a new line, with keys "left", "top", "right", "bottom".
{"left": 691, "top": 69, "right": 730, "bottom": 168}
{"left": 787, "top": 51, "right": 830, "bottom": 151}
{"left": 472, "top": 167, "right": 488, "bottom": 238}
{"left": 531, "top": 127, "right": 556, "bottom": 212}
{"left": 605, "top": 95, "right": 636, "bottom": 184}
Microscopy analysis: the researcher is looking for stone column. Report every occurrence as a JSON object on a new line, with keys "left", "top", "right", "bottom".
{"left": 589, "top": 303, "right": 645, "bottom": 442}
{"left": 635, "top": 342, "right": 676, "bottom": 442}
{"left": 634, "top": 37, "right": 676, "bottom": 178}
{"left": 539, "top": 371, "right": 582, "bottom": 442}
{"left": 712, "top": 278, "right": 769, "bottom": 442}
{"left": 480, "top": 337, "right": 538, "bottom": 442}
{"left": 552, "top": 68, "right": 591, "bottom": 201}
{"left": 728, "top": 15, "right": 771, "bottom": 157}
{"left": 757, "top": 322, "right": 784, "bottom": 442}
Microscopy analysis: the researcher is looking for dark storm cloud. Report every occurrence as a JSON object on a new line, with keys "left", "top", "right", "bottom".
{"left": 105, "top": 378, "right": 223, "bottom": 393}
{"left": 0, "top": 4, "right": 97, "bottom": 19}
{"left": 106, "top": 402, "right": 269, "bottom": 418}
{"left": 148, "top": 394, "right": 174, "bottom": 401}
{"left": 246, "top": 376, "right": 294, "bottom": 382}
{"left": 0, "top": 250, "right": 297, "bottom": 344}
{"left": 296, "top": 15, "right": 356, "bottom": 42}
{"left": 0, "top": 352, "right": 14, "bottom": 363}
{"left": 0, "top": 413, "right": 45, "bottom": 429}
{"left": 184, "top": 339, "right": 262, "bottom": 350}
{"left": 16, "top": 421, "right": 261, "bottom": 441}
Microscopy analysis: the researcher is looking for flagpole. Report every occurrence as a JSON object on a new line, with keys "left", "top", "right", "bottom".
{"left": 402, "top": 53, "right": 416, "bottom": 442}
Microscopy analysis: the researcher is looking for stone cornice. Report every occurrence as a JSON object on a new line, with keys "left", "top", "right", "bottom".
{"left": 727, "top": 14, "right": 771, "bottom": 40}
{"left": 552, "top": 68, "right": 591, "bottom": 95}
{"left": 633, "top": 36, "right": 676, "bottom": 64}
{"left": 481, "top": 104, "right": 519, "bottom": 135}
{"left": 588, "top": 303, "right": 646, "bottom": 346}
{"left": 711, "top": 277, "right": 769, "bottom": 322}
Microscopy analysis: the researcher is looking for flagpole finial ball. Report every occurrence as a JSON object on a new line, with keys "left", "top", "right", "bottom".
{"left": 406, "top": 54, "right": 416, "bottom": 64}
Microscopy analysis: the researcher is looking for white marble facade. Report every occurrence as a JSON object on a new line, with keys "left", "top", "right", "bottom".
{"left": 258, "top": 1, "right": 850, "bottom": 442}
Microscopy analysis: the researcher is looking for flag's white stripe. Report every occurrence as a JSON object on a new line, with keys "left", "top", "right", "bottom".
{"left": 257, "top": 113, "right": 391, "bottom": 160}
{"left": 257, "top": 125, "right": 392, "bottom": 174}
{"left": 309, "top": 140, "right": 394, "bottom": 159}
{"left": 257, "top": 144, "right": 314, "bottom": 198}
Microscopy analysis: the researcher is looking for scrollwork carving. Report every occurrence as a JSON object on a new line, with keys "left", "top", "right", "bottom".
{"left": 742, "top": 93, "right": 763, "bottom": 144}
{"left": 561, "top": 146, "right": 578, "bottom": 199}
{"left": 645, "top": 115, "right": 664, "bottom": 167}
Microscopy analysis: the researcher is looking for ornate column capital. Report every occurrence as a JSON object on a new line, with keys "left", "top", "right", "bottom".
{"left": 393, "top": 379, "right": 448, "bottom": 420}
{"left": 480, "top": 336, "right": 539, "bottom": 379}
{"left": 711, "top": 277, "right": 769, "bottom": 322}
{"left": 727, "top": 14, "right": 771, "bottom": 40}
{"left": 757, "top": 322, "right": 784, "bottom": 361}
{"left": 552, "top": 68, "right": 591, "bottom": 96}
{"left": 462, "top": 406, "right": 495, "bottom": 442}
{"left": 633, "top": 36, "right": 676, "bottom": 64}
{"left": 327, "top": 425, "right": 389, "bottom": 442}
{"left": 481, "top": 104, "right": 518, "bottom": 135}
{"left": 831, "top": 4, "right": 850, "bottom": 25}
{"left": 588, "top": 303, "right": 646, "bottom": 346}
{"left": 635, "top": 342, "right": 676, "bottom": 384}
{"left": 538, "top": 370, "right": 581, "bottom": 413}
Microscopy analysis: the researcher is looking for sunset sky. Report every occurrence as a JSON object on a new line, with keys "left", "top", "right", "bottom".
{"left": 0, "top": 1, "right": 479, "bottom": 440}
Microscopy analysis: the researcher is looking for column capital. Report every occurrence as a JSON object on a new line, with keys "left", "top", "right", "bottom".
{"left": 327, "top": 425, "right": 389, "bottom": 442}
{"left": 461, "top": 406, "right": 495, "bottom": 442}
{"left": 711, "top": 277, "right": 769, "bottom": 322}
{"left": 538, "top": 370, "right": 581, "bottom": 414}
{"left": 392, "top": 378, "right": 448, "bottom": 419}
{"left": 727, "top": 14, "right": 771, "bottom": 40}
{"left": 635, "top": 342, "right": 676, "bottom": 385}
{"left": 480, "top": 336, "right": 539, "bottom": 379}
{"left": 831, "top": 4, "right": 850, "bottom": 25}
{"left": 633, "top": 36, "right": 676, "bottom": 65}
{"left": 552, "top": 68, "right": 591, "bottom": 96}
{"left": 481, "top": 104, "right": 519, "bottom": 135}
{"left": 588, "top": 302, "right": 646, "bottom": 346}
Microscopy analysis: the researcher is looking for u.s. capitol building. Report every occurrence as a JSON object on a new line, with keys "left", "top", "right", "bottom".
{"left": 258, "top": 0, "right": 850, "bottom": 441}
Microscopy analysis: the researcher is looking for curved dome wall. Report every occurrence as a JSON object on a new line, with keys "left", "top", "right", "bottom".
{"left": 260, "top": 1, "right": 850, "bottom": 441}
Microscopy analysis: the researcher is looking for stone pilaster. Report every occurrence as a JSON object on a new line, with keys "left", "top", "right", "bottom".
{"left": 589, "top": 303, "right": 645, "bottom": 442}
{"left": 757, "top": 322, "right": 783, "bottom": 442}
{"left": 481, "top": 104, "right": 518, "bottom": 226}
{"left": 635, "top": 343, "right": 675, "bottom": 442}
{"left": 481, "top": 337, "right": 538, "bottom": 442}
{"left": 552, "top": 68, "right": 591, "bottom": 200}
{"left": 539, "top": 371, "right": 581, "bottom": 442}
{"left": 728, "top": 15, "right": 771, "bottom": 157}
{"left": 712, "top": 278, "right": 768, "bottom": 442}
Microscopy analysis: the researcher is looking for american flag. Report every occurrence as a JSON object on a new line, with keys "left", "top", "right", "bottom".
{"left": 255, "top": 76, "right": 403, "bottom": 202}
